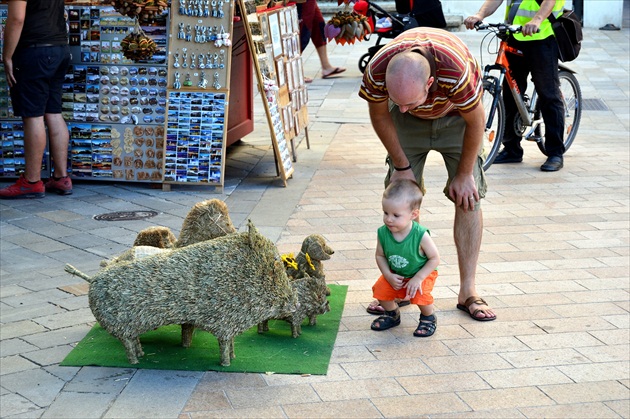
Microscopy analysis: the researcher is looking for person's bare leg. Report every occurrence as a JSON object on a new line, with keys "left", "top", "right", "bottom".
{"left": 44, "top": 113, "right": 70, "bottom": 177}
{"left": 454, "top": 205, "right": 496, "bottom": 319}
{"left": 22, "top": 116, "right": 48, "bottom": 182}
{"left": 316, "top": 45, "right": 345, "bottom": 77}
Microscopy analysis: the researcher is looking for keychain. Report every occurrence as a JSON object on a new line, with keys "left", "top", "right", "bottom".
{"left": 184, "top": 73, "right": 193, "bottom": 87}
{"left": 212, "top": 72, "right": 221, "bottom": 90}
{"left": 198, "top": 72, "right": 208, "bottom": 89}
{"left": 173, "top": 72, "right": 181, "bottom": 89}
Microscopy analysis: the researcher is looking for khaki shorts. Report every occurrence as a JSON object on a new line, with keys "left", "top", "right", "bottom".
{"left": 385, "top": 105, "right": 487, "bottom": 208}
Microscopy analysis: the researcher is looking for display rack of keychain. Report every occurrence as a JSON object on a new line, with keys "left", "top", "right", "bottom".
{"left": 168, "top": 0, "right": 233, "bottom": 92}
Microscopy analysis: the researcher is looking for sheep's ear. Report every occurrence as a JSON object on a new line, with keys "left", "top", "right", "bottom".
{"left": 246, "top": 219, "right": 262, "bottom": 248}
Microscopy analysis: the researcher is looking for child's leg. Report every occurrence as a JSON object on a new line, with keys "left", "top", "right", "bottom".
{"left": 413, "top": 304, "right": 437, "bottom": 337}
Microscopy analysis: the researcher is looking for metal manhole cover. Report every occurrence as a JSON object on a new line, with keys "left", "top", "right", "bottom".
{"left": 94, "top": 210, "right": 159, "bottom": 221}
{"left": 583, "top": 98, "right": 609, "bottom": 111}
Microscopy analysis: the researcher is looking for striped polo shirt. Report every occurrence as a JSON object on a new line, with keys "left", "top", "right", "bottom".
{"left": 359, "top": 28, "right": 483, "bottom": 119}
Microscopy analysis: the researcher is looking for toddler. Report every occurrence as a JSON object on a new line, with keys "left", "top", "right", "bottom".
{"left": 371, "top": 179, "right": 439, "bottom": 337}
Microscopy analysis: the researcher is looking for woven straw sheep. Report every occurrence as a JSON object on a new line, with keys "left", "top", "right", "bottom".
{"left": 259, "top": 234, "right": 334, "bottom": 337}
{"left": 66, "top": 220, "right": 298, "bottom": 366}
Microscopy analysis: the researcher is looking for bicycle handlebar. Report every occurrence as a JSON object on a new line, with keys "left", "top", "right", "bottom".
{"left": 474, "top": 21, "right": 522, "bottom": 34}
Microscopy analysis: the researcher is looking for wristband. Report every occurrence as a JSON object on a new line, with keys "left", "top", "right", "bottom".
{"left": 394, "top": 164, "right": 412, "bottom": 171}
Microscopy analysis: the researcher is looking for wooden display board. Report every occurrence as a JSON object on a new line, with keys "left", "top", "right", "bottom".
{"left": 239, "top": 0, "right": 313, "bottom": 186}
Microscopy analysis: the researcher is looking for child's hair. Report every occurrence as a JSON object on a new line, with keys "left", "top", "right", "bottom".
{"left": 383, "top": 179, "right": 423, "bottom": 210}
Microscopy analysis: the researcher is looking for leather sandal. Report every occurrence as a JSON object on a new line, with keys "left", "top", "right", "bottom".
{"left": 456, "top": 296, "right": 496, "bottom": 321}
{"left": 413, "top": 313, "right": 437, "bottom": 337}
{"left": 366, "top": 299, "right": 410, "bottom": 315}
{"left": 370, "top": 309, "right": 400, "bottom": 331}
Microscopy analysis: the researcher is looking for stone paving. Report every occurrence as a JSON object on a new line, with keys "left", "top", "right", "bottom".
{"left": 1, "top": 24, "right": 629, "bottom": 418}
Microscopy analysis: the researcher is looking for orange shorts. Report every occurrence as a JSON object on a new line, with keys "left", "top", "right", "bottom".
{"left": 372, "top": 270, "right": 438, "bottom": 306}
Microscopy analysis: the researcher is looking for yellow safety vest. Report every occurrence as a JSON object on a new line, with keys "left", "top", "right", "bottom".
{"left": 505, "top": 0, "right": 565, "bottom": 41}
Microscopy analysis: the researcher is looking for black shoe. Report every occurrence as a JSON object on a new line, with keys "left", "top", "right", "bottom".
{"left": 494, "top": 149, "right": 523, "bottom": 164}
{"left": 540, "top": 156, "right": 563, "bottom": 172}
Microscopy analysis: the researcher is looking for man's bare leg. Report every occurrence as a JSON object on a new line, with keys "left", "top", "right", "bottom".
{"left": 454, "top": 205, "right": 496, "bottom": 320}
{"left": 44, "top": 113, "right": 70, "bottom": 177}
{"left": 23, "top": 116, "right": 48, "bottom": 182}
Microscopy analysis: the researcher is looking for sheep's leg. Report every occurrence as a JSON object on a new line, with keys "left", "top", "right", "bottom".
{"left": 121, "top": 338, "right": 140, "bottom": 364}
{"left": 229, "top": 337, "right": 235, "bottom": 359}
{"left": 218, "top": 339, "right": 231, "bottom": 366}
{"left": 309, "top": 314, "right": 317, "bottom": 326}
{"left": 257, "top": 320, "right": 269, "bottom": 334}
{"left": 181, "top": 323, "right": 194, "bottom": 347}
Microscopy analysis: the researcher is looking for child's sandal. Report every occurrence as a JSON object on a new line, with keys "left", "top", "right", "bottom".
{"left": 413, "top": 313, "right": 437, "bottom": 337}
{"left": 370, "top": 309, "right": 400, "bottom": 331}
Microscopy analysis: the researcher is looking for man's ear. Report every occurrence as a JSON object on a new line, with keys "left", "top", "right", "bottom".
{"left": 412, "top": 208, "right": 420, "bottom": 220}
{"left": 426, "top": 76, "right": 434, "bottom": 90}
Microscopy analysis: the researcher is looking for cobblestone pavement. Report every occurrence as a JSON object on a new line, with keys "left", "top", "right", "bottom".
{"left": 1, "top": 25, "right": 629, "bottom": 418}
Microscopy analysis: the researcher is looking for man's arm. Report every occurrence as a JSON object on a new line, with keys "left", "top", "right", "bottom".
{"left": 368, "top": 101, "right": 416, "bottom": 182}
{"left": 522, "top": 0, "right": 558, "bottom": 36}
{"left": 449, "top": 102, "right": 485, "bottom": 210}
{"left": 464, "top": 0, "right": 505, "bottom": 29}
{"left": 3, "top": 0, "right": 27, "bottom": 88}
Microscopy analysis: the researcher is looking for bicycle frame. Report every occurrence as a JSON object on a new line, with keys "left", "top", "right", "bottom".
{"left": 482, "top": 36, "right": 542, "bottom": 139}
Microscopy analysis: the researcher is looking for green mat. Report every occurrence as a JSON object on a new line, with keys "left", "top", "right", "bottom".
{"left": 61, "top": 285, "right": 347, "bottom": 375}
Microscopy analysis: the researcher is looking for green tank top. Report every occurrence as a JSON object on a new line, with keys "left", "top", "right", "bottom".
{"left": 378, "top": 222, "right": 430, "bottom": 278}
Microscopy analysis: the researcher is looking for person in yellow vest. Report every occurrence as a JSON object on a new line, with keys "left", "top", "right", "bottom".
{"left": 465, "top": 0, "right": 567, "bottom": 172}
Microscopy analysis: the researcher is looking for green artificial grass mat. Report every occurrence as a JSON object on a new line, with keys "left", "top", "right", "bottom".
{"left": 61, "top": 285, "right": 347, "bottom": 375}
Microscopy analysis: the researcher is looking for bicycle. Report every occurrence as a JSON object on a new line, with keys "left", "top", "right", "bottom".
{"left": 474, "top": 22, "right": 583, "bottom": 171}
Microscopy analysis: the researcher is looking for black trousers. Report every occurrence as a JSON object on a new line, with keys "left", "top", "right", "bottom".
{"left": 502, "top": 36, "right": 565, "bottom": 158}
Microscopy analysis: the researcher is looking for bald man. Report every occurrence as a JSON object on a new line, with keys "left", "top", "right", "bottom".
{"left": 359, "top": 27, "right": 496, "bottom": 321}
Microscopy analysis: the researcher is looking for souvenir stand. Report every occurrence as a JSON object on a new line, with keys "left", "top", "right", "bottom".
{"left": 0, "top": 0, "right": 307, "bottom": 189}
{"left": 0, "top": 1, "right": 244, "bottom": 191}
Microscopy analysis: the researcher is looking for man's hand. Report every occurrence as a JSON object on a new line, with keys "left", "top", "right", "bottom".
{"left": 464, "top": 15, "right": 483, "bottom": 30}
{"left": 449, "top": 172, "right": 478, "bottom": 212}
{"left": 522, "top": 21, "right": 542, "bottom": 36}
{"left": 404, "top": 277, "right": 422, "bottom": 300}
{"left": 3, "top": 58, "right": 16, "bottom": 88}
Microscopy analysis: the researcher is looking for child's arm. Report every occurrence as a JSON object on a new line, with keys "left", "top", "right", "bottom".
{"left": 404, "top": 233, "right": 440, "bottom": 300}
{"left": 375, "top": 239, "right": 405, "bottom": 290}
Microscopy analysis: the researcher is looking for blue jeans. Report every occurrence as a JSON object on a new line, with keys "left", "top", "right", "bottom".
{"left": 502, "top": 36, "right": 565, "bottom": 158}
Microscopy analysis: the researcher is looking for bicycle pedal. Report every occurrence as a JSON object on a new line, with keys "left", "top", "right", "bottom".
{"left": 526, "top": 135, "right": 543, "bottom": 143}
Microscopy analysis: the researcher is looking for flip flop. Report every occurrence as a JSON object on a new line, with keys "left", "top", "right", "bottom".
{"left": 304, "top": 76, "right": 313, "bottom": 83}
{"left": 456, "top": 296, "right": 496, "bottom": 322}
{"left": 366, "top": 299, "right": 410, "bottom": 315}
{"left": 322, "top": 67, "right": 346, "bottom": 79}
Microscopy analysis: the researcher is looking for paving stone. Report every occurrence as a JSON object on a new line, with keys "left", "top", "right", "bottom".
{"left": 0, "top": 338, "right": 39, "bottom": 358}
{"left": 519, "top": 402, "right": 621, "bottom": 419}
{"left": 21, "top": 344, "right": 75, "bottom": 367}
{"left": 0, "top": 355, "right": 39, "bottom": 376}
{"left": 0, "top": 393, "right": 41, "bottom": 417}
{"left": 372, "top": 392, "right": 471, "bottom": 417}
{"left": 185, "top": 406, "right": 286, "bottom": 418}
{"left": 282, "top": 399, "right": 383, "bottom": 418}
{"left": 42, "top": 391, "right": 117, "bottom": 419}
{"left": 225, "top": 383, "right": 320, "bottom": 409}
{"left": 104, "top": 370, "right": 202, "bottom": 418}
{"left": 312, "top": 377, "right": 407, "bottom": 401}
{"left": 62, "top": 367, "right": 136, "bottom": 393}
{"left": 1, "top": 368, "right": 66, "bottom": 407}
{"left": 557, "top": 361, "right": 629, "bottom": 382}
{"left": 22, "top": 324, "right": 92, "bottom": 349}
{"left": 1, "top": 320, "right": 47, "bottom": 340}
{"left": 538, "top": 380, "right": 630, "bottom": 404}
{"left": 458, "top": 387, "right": 555, "bottom": 411}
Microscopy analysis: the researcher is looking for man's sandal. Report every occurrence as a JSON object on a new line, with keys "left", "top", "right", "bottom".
{"left": 370, "top": 309, "right": 401, "bottom": 331}
{"left": 456, "top": 296, "right": 496, "bottom": 322}
{"left": 413, "top": 313, "right": 437, "bottom": 337}
{"left": 366, "top": 299, "right": 410, "bottom": 315}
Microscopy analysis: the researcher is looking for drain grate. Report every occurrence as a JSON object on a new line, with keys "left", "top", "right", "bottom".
{"left": 94, "top": 210, "right": 159, "bottom": 221}
{"left": 582, "top": 98, "right": 609, "bottom": 111}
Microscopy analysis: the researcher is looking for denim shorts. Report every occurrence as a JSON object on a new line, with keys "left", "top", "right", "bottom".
{"left": 10, "top": 45, "right": 71, "bottom": 118}
{"left": 384, "top": 105, "right": 487, "bottom": 205}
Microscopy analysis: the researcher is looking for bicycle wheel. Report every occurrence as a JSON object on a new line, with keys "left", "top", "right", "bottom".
{"left": 481, "top": 77, "right": 505, "bottom": 171}
{"left": 536, "top": 70, "right": 582, "bottom": 156}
